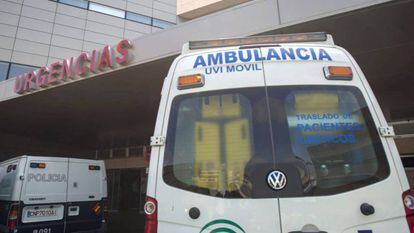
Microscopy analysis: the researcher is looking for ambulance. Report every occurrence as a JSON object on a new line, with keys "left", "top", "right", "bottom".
{"left": 144, "top": 32, "right": 414, "bottom": 233}
{"left": 0, "top": 156, "right": 107, "bottom": 233}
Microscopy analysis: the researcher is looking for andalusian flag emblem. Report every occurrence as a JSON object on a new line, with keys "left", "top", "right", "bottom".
{"left": 200, "top": 219, "right": 246, "bottom": 233}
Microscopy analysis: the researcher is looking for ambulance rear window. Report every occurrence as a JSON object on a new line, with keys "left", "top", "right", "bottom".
{"left": 163, "top": 86, "right": 389, "bottom": 198}
{"left": 269, "top": 86, "right": 389, "bottom": 196}
{"left": 164, "top": 88, "right": 275, "bottom": 198}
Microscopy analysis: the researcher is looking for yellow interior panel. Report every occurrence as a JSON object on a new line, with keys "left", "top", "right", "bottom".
{"left": 295, "top": 92, "right": 339, "bottom": 114}
{"left": 225, "top": 118, "right": 251, "bottom": 191}
{"left": 202, "top": 95, "right": 241, "bottom": 119}
{"left": 194, "top": 121, "right": 222, "bottom": 190}
{"left": 202, "top": 96, "right": 221, "bottom": 119}
{"left": 222, "top": 95, "right": 241, "bottom": 118}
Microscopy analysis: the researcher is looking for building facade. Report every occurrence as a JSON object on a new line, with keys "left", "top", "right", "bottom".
{"left": 0, "top": 0, "right": 177, "bottom": 82}
{"left": 0, "top": 0, "right": 413, "bottom": 232}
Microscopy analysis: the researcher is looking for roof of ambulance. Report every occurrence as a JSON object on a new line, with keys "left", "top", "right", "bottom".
{"left": 0, "top": 155, "right": 103, "bottom": 164}
{"left": 180, "top": 34, "right": 337, "bottom": 57}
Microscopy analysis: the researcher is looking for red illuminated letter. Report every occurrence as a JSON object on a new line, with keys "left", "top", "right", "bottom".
{"left": 61, "top": 57, "right": 75, "bottom": 81}
{"left": 36, "top": 66, "right": 49, "bottom": 88}
{"left": 115, "top": 39, "right": 132, "bottom": 65}
{"left": 13, "top": 74, "right": 25, "bottom": 94}
{"left": 75, "top": 52, "right": 90, "bottom": 77}
{"left": 24, "top": 70, "right": 38, "bottom": 92}
{"left": 48, "top": 62, "right": 62, "bottom": 85}
{"left": 90, "top": 50, "right": 99, "bottom": 73}
{"left": 98, "top": 45, "right": 113, "bottom": 70}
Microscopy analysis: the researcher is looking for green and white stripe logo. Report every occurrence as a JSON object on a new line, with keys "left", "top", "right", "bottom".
{"left": 200, "top": 219, "right": 246, "bottom": 233}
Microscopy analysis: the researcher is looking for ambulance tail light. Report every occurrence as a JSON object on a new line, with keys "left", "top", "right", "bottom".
{"left": 323, "top": 66, "right": 353, "bottom": 80}
{"left": 144, "top": 196, "right": 157, "bottom": 233}
{"left": 189, "top": 32, "right": 328, "bottom": 50}
{"left": 7, "top": 203, "right": 19, "bottom": 230}
{"left": 178, "top": 74, "right": 204, "bottom": 90}
{"left": 403, "top": 190, "right": 414, "bottom": 233}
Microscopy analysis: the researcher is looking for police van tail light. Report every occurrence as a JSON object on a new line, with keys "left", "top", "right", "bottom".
{"left": 403, "top": 190, "right": 414, "bottom": 233}
{"left": 323, "top": 66, "right": 353, "bottom": 80}
{"left": 103, "top": 199, "right": 109, "bottom": 222}
{"left": 178, "top": 74, "right": 204, "bottom": 90}
{"left": 7, "top": 203, "right": 19, "bottom": 230}
{"left": 144, "top": 196, "right": 157, "bottom": 233}
{"left": 92, "top": 202, "right": 102, "bottom": 216}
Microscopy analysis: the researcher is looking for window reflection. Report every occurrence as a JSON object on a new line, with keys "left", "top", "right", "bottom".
{"left": 8, "top": 64, "right": 38, "bottom": 79}
{"left": 0, "top": 62, "right": 9, "bottom": 81}
{"left": 126, "top": 12, "right": 152, "bottom": 25}
{"left": 152, "top": 18, "right": 175, "bottom": 29}
{"left": 89, "top": 2, "right": 125, "bottom": 18}
{"left": 59, "top": 0, "right": 88, "bottom": 9}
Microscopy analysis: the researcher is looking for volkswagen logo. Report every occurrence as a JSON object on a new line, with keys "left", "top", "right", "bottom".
{"left": 267, "top": 170, "right": 287, "bottom": 190}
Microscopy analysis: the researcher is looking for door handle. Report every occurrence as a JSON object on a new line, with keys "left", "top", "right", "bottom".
{"left": 68, "top": 206, "right": 80, "bottom": 216}
{"left": 189, "top": 207, "right": 200, "bottom": 219}
{"left": 360, "top": 203, "right": 375, "bottom": 216}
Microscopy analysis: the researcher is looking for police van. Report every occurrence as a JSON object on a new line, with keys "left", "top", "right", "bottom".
{"left": 144, "top": 32, "right": 414, "bottom": 233}
{"left": 0, "top": 156, "right": 107, "bottom": 233}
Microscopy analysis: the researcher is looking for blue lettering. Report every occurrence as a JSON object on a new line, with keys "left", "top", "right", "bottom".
{"left": 213, "top": 67, "right": 222, "bottom": 73}
{"left": 267, "top": 48, "right": 281, "bottom": 61}
{"left": 194, "top": 47, "right": 332, "bottom": 69}
{"left": 227, "top": 65, "right": 236, "bottom": 72}
{"left": 205, "top": 67, "right": 212, "bottom": 74}
{"left": 244, "top": 64, "right": 254, "bottom": 71}
{"left": 194, "top": 56, "right": 206, "bottom": 68}
{"left": 319, "top": 49, "right": 332, "bottom": 61}
{"left": 238, "top": 50, "right": 252, "bottom": 62}
{"left": 236, "top": 65, "right": 244, "bottom": 72}
{"left": 296, "top": 48, "right": 310, "bottom": 60}
{"left": 296, "top": 124, "right": 304, "bottom": 132}
{"left": 225, "top": 51, "right": 237, "bottom": 63}
{"left": 280, "top": 48, "right": 295, "bottom": 60}
{"left": 253, "top": 49, "right": 265, "bottom": 61}
{"left": 207, "top": 53, "right": 223, "bottom": 66}
{"left": 299, "top": 134, "right": 356, "bottom": 145}
{"left": 309, "top": 48, "right": 317, "bottom": 60}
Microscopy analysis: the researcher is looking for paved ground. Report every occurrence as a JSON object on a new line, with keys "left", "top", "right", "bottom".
{"left": 107, "top": 210, "right": 145, "bottom": 233}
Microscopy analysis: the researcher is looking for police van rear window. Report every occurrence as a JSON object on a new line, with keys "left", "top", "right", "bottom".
{"left": 0, "top": 163, "right": 18, "bottom": 200}
{"left": 163, "top": 86, "right": 389, "bottom": 198}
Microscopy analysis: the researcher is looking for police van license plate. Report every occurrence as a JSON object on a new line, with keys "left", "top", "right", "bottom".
{"left": 22, "top": 205, "right": 64, "bottom": 223}
{"left": 27, "top": 208, "right": 57, "bottom": 218}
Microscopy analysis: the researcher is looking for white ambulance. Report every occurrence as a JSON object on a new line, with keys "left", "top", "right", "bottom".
{"left": 0, "top": 156, "right": 107, "bottom": 233}
{"left": 144, "top": 32, "right": 414, "bottom": 233}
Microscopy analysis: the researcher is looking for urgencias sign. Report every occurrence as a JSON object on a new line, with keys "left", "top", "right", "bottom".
{"left": 13, "top": 39, "right": 133, "bottom": 94}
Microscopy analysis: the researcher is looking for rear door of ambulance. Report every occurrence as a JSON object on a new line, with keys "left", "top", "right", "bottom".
{"left": 153, "top": 47, "right": 282, "bottom": 233}
{"left": 65, "top": 159, "right": 107, "bottom": 233}
{"left": 0, "top": 157, "right": 24, "bottom": 233}
{"left": 259, "top": 45, "right": 408, "bottom": 233}
{"left": 20, "top": 157, "right": 68, "bottom": 233}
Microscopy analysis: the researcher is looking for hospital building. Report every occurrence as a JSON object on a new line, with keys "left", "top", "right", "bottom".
{"left": 0, "top": 0, "right": 413, "bottom": 232}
